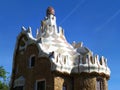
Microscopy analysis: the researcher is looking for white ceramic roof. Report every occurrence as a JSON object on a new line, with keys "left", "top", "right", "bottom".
{"left": 14, "top": 10, "right": 110, "bottom": 76}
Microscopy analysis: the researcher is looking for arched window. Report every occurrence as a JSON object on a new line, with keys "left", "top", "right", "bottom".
{"left": 29, "top": 55, "right": 35, "bottom": 68}
{"left": 36, "top": 80, "right": 46, "bottom": 90}
{"left": 96, "top": 78, "right": 103, "bottom": 90}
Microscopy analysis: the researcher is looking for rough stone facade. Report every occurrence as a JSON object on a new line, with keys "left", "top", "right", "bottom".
{"left": 10, "top": 43, "right": 109, "bottom": 90}
{"left": 10, "top": 7, "right": 110, "bottom": 90}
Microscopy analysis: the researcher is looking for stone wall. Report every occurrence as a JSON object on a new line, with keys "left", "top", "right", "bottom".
{"left": 11, "top": 44, "right": 54, "bottom": 90}
{"left": 53, "top": 72, "right": 73, "bottom": 90}
{"left": 11, "top": 42, "right": 109, "bottom": 90}
{"left": 74, "top": 74, "right": 96, "bottom": 90}
{"left": 73, "top": 73, "right": 108, "bottom": 90}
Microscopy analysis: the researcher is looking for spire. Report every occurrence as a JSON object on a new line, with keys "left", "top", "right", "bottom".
{"left": 37, "top": 6, "right": 58, "bottom": 39}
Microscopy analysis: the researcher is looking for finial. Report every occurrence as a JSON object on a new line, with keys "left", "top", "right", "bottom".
{"left": 46, "top": 6, "right": 55, "bottom": 16}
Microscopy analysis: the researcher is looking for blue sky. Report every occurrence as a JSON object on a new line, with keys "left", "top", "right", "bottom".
{"left": 0, "top": 0, "right": 120, "bottom": 89}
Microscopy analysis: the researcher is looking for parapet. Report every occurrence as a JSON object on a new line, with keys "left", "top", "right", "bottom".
{"left": 50, "top": 50, "right": 110, "bottom": 76}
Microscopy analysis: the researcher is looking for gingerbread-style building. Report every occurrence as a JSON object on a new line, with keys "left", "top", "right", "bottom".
{"left": 10, "top": 7, "right": 110, "bottom": 90}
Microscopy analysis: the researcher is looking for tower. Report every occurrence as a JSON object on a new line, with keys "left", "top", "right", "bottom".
{"left": 10, "top": 7, "right": 110, "bottom": 90}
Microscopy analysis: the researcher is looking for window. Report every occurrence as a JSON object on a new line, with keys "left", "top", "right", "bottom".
{"left": 96, "top": 78, "right": 103, "bottom": 90}
{"left": 62, "top": 84, "right": 67, "bottom": 90}
{"left": 29, "top": 55, "right": 35, "bottom": 68}
{"left": 36, "top": 80, "right": 46, "bottom": 90}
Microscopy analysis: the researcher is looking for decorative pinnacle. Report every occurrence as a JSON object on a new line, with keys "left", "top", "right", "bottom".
{"left": 46, "top": 6, "right": 55, "bottom": 16}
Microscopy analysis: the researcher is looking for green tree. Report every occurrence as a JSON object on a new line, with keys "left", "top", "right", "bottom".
{"left": 0, "top": 66, "right": 9, "bottom": 90}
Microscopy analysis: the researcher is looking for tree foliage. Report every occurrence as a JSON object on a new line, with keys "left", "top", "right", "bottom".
{"left": 0, "top": 66, "right": 7, "bottom": 80}
{"left": 0, "top": 66, "right": 9, "bottom": 90}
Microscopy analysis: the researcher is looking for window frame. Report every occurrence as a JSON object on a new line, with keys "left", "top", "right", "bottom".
{"left": 35, "top": 79, "right": 46, "bottom": 90}
{"left": 29, "top": 55, "right": 36, "bottom": 68}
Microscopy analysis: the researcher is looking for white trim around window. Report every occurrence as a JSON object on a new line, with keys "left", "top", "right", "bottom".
{"left": 35, "top": 79, "right": 46, "bottom": 90}
{"left": 29, "top": 55, "right": 35, "bottom": 68}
